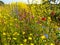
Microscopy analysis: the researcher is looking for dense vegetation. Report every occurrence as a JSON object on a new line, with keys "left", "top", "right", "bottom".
{"left": 0, "top": 1, "right": 60, "bottom": 45}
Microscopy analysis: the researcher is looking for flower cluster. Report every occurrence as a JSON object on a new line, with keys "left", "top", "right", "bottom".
{"left": 0, "top": 1, "right": 60, "bottom": 45}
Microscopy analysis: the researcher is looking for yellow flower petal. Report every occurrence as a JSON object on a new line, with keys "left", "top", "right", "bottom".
{"left": 50, "top": 43, "right": 55, "bottom": 45}
{"left": 20, "top": 44, "right": 23, "bottom": 45}
{"left": 23, "top": 39, "right": 27, "bottom": 42}
{"left": 22, "top": 32, "right": 25, "bottom": 34}
{"left": 3, "top": 32, "right": 6, "bottom": 35}
{"left": 41, "top": 35, "right": 46, "bottom": 39}
{"left": 30, "top": 43, "right": 34, "bottom": 45}
{"left": 13, "top": 38, "right": 17, "bottom": 40}
{"left": 28, "top": 37, "right": 32, "bottom": 40}
{"left": 30, "top": 33, "right": 33, "bottom": 36}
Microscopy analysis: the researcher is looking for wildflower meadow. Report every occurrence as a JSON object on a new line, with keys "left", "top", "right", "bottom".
{"left": 0, "top": 0, "right": 60, "bottom": 45}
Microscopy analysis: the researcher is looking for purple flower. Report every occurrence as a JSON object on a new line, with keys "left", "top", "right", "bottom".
{"left": 44, "top": 34, "right": 48, "bottom": 38}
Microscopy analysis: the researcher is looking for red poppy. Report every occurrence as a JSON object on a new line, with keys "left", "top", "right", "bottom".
{"left": 42, "top": 17, "right": 46, "bottom": 21}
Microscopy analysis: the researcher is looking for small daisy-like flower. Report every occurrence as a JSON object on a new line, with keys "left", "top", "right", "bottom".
{"left": 20, "top": 44, "right": 23, "bottom": 45}
{"left": 23, "top": 39, "right": 27, "bottom": 42}
{"left": 41, "top": 35, "right": 46, "bottom": 39}
{"left": 45, "top": 43, "right": 48, "bottom": 45}
{"left": 28, "top": 37, "right": 32, "bottom": 40}
{"left": 50, "top": 43, "right": 55, "bottom": 45}
{"left": 15, "top": 18, "right": 18, "bottom": 21}
{"left": 30, "top": 33, "right": 33, "bottom": 36}
{"left": 30, "top": 43, "right": 34, "bottom": 45}
{"left": 48, "top": 17, "right": 51, "bottom": 21}
{"left": 13, "top": 37, "right": 17, "bottom": 40}
{"left": 22, "top": 31, "right": 25, "bottom": 34}
{"left": 3, "top": 32, "right": 6, "bottom": 35}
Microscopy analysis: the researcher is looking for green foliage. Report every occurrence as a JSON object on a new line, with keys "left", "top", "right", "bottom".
{"left": 0, "top": 2, "right": 60, "bottom": 45}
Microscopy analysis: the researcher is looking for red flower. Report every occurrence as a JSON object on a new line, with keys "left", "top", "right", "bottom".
{"left": 42, "top": 17, "right": 46, "bottom": 21}
{"left": 51, "top": 11, "right": 55, "bottom": 16}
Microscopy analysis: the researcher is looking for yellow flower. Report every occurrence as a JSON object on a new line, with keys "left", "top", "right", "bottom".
{"left": 13, "top": 38, "right": 17, "bottom": 40}
{"left": 30, "top": 33, "right": 33, "bottom": 36}
{"left": 13, "top": 32, "right": 19, "bottom": 36}
{"left": 23, "top": 39, "right": 27, "bottom": 42}
{"left": 15, "top": 18, "right": 18, "bottom": 21}
{"left": 50, "top": 43, "right": 55, "bottom": 45}
{"left": 30, "top": 43, "right": 34, "bottom": 45}
{"left": 3, "top": 32, "right": 6, "bottom": 35}
{"left": 41, "top": 35, "right": 46, "bottom": 39}
{"left": 28, "top": 37, "right": 32, "bottom": 40}
{"left": 48, "top": 17, "right": 51, "bottom": 20}
{"left": 45, "top": 43, "right": 48, "bottom": 45}
{"left": 16, "top": 2, "right": 29, "bottom": 11}
{"left": 20, "top": 44, "right": 23, "bottom": 45}
{"left": 22, "top": 32, "right": 25, "bottom": 34}
{"left": 48, "top": 17, "right": 51, "bottom": 21}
